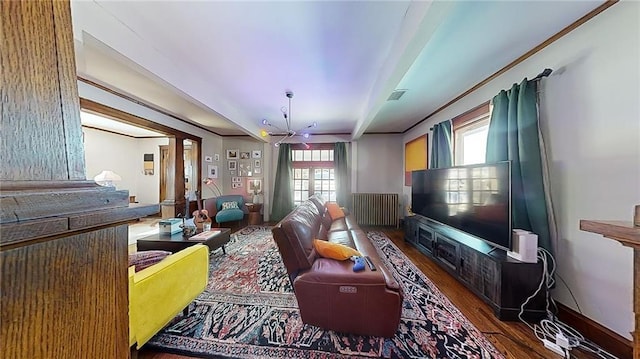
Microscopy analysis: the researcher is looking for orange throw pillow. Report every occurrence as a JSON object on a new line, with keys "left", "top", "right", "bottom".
{"left": 325, "top": 202, "right": 345, "bottom": 220}
{"left": 313, "top": 239, "right": 361, "bottom": 260}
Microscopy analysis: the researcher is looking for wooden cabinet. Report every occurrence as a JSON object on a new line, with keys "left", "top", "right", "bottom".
{"left": 404, "top": 215, "right": 546, "bottom": 320}
{"left": 0, "top": 2, "right": 158, "bottom": 358}
{"left": 404, "top": 215, "right": 418, "bottom": 244}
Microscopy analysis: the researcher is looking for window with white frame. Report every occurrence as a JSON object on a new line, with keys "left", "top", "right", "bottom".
{"left": 291, "top": 144, "right": 335, "bottom": 206}
{"left": 453, "top": 102, "right": 491, "bottom": 166}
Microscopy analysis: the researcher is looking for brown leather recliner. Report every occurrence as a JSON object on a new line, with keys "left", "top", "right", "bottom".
{"left": 271, "top": 196, "right": 403, "bottom": 337}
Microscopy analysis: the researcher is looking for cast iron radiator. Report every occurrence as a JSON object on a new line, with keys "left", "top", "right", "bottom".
{"left": 350, "top": 193, "right": 399, "bottom": 227}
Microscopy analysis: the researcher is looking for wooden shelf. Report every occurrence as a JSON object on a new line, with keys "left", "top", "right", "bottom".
{"left": 580, "top": 220, "right": 640, "bottom": 248}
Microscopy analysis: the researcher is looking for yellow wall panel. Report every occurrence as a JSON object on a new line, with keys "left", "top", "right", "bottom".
{"left": 405, "top": 135, "right": 427, "bottom": 185}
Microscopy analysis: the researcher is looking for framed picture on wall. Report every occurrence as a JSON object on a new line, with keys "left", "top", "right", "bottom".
{"left": 207, "top": 165, "right": 218, "bottom": 179}
{"left": 227, "top": 149, "right": 239, "bottom": 159}
{"left": 214, "top": 153, "right": 220, "bottom": 162}
{"left": 252, "top": 150, "right": 262, "bottom": 159}
{"left": 204, "top": 155, "right": 213, "bottom": 162}
{"left": 247, "top": 178, "right": 262, "bottom": 194}
{"left": 255, "top": 168, "right": 261, "bottom": 174}
{"left": 240, "top": 151, "right": 251, "bottom": 159}
{"left": 228, "top": 160, "right": 237, "bottom": 171}
{"left": 254, "top": 159, "right": 261, "bottom": 168}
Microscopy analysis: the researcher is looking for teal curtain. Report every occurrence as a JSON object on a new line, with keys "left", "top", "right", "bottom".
{"left": 430, "top": 120, "right": 453, "bottom": 168}
{"left": 271, "top": 144, "right": 294, "bottom": 222}
{"left": 334, "top": 142, "right": 349, "bottom": 207}
{"left": 486, "top": 78, "right": 553, "bottom": 254}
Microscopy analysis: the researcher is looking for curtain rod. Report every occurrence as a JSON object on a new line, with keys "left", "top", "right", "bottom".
{"left": 534, "top": 68, "right": 553, "bottom": 80}
{"left": 427, "top": 68, "right": 553, "bottom": 131}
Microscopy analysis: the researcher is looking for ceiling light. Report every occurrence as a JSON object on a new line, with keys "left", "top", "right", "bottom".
{"left": 261, "top": 90, "right": 317, "bottom": 147}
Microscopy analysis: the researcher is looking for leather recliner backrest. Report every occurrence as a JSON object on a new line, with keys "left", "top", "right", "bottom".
{"left": 271, "top": 201, "right": 322, "bottom": 281}
{"left": 307, "top": 194, "right": 326, "bottom": 214}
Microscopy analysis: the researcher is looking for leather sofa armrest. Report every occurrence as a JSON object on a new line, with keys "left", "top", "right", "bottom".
{"left": 293, "top": 258, "right": 403, "bottom": 338}
{"left": 294, "top": 258, "right": 391, "bottom": 287}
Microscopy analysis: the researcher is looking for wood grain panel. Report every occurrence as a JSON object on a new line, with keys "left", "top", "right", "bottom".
{"left": 53, "top": 1, "right": 85, "bottom": 180}
{"left": 0, "top": 217, "right": 69, "bottom": 246}
{"left": 68, "top": 204, "right": 160, "bottom": 229}
{"left": 0, "top": 1, "right": 69, "bottom": 181}
{"left": 0, "top": 226, "right": 129, "bottom": 358}
{"left": 0, "top": 188, "right": 130, "bottom": 224}
{"left": 0, "top": 204, "right": 159, "bottom": 249}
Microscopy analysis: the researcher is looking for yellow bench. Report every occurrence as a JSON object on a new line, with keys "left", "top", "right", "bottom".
{"left": 128, "top": 244, "right": 209, "bottom": 349}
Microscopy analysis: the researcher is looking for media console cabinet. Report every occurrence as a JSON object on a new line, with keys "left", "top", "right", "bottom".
{"left": 404, "top": 215, "right": 547, "bottom": 320}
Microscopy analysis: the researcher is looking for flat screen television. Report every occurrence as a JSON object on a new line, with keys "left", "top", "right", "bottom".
{"left": 411, "top": 161, "right": 512, "bottom": 250}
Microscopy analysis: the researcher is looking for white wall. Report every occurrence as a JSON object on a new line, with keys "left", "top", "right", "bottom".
{"left": 403, "top": 2, "right": 639, "bottom": 339}
{"left": 136, "top": 137, "right": 170, "bottom": 204}
{"left": 83, "top": 128, "right": 138, "bottom": 193}
{"left": 355, "top": 133, "right": 404, "bottom": 193}
{"left": 83, "top": 128, "right": 168, "bottom": 203}
{"left": 78, "top": 80, "right": 226, "bottom": 204}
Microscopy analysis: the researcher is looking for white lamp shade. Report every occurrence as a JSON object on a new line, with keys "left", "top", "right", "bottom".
{"left": 94, "top": 170, "right": 122, "bottom": 185}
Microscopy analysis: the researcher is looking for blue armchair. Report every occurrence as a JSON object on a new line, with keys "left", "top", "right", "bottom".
{"left": 204, "top": 195, "right": 247, "bottom": 227}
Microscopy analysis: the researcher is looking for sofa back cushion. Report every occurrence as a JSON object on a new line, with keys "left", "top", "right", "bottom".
{"left": 271, "top": 200, "right": 322, "bottom": 280}
{"left": 308, "top": 194, "right": 326, "bottom": 214}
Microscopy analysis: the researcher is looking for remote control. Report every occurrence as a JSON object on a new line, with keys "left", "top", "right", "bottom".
{"left": 353, "top": 256, "right": 366, "bottom": 272}
{"left": 364, "top": 256, "right": 377, "bottom": 271}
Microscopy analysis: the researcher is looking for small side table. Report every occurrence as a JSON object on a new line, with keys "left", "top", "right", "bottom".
{"left": 246, "top": 203, "right": 263, "bottom": 225}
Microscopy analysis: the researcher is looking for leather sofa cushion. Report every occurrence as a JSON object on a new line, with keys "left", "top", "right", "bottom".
{"left": 327, "top": 214, "right": 360, "bottom": 232}
{"left": 327, "top": 230, "right": 355, "bottom": 248}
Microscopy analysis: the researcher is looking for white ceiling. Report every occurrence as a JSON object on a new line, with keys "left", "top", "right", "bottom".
{"left": 71, "top": 1, "right": 604, "bottom": 140}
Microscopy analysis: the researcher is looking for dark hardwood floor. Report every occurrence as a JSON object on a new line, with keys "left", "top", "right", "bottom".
{"left": 138, "top": 226, "right": 602, "bottom": 359}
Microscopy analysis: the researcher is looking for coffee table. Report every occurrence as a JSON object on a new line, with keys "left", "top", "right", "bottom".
{"left": 136, "top": 228, "right": 231, "bottom": 254}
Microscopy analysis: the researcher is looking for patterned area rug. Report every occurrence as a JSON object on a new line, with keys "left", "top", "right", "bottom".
{"left": 146, "top": 226, "right": 505, "bottom": 359}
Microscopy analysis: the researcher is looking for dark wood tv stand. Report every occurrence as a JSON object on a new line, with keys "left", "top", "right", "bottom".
{"left": 404, "top": 214, "right": 547, "bottom": 321}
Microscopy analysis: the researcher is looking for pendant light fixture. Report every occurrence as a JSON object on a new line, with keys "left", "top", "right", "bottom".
{"left": 261, "top": 90, "right": 317, "bottom": 147}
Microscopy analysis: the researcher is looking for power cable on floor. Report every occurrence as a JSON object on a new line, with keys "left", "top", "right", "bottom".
{"left": 518, "top": 248, "right": 619, "bottom": 359}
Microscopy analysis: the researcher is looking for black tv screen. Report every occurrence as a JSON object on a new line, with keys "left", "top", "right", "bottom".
{"left": 411, "top": 161, "right": 512, "bottom": 250}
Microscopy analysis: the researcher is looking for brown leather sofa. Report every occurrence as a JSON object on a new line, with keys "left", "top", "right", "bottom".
{"left": 271, "top": 195, "right": 403, "bottom": 337}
